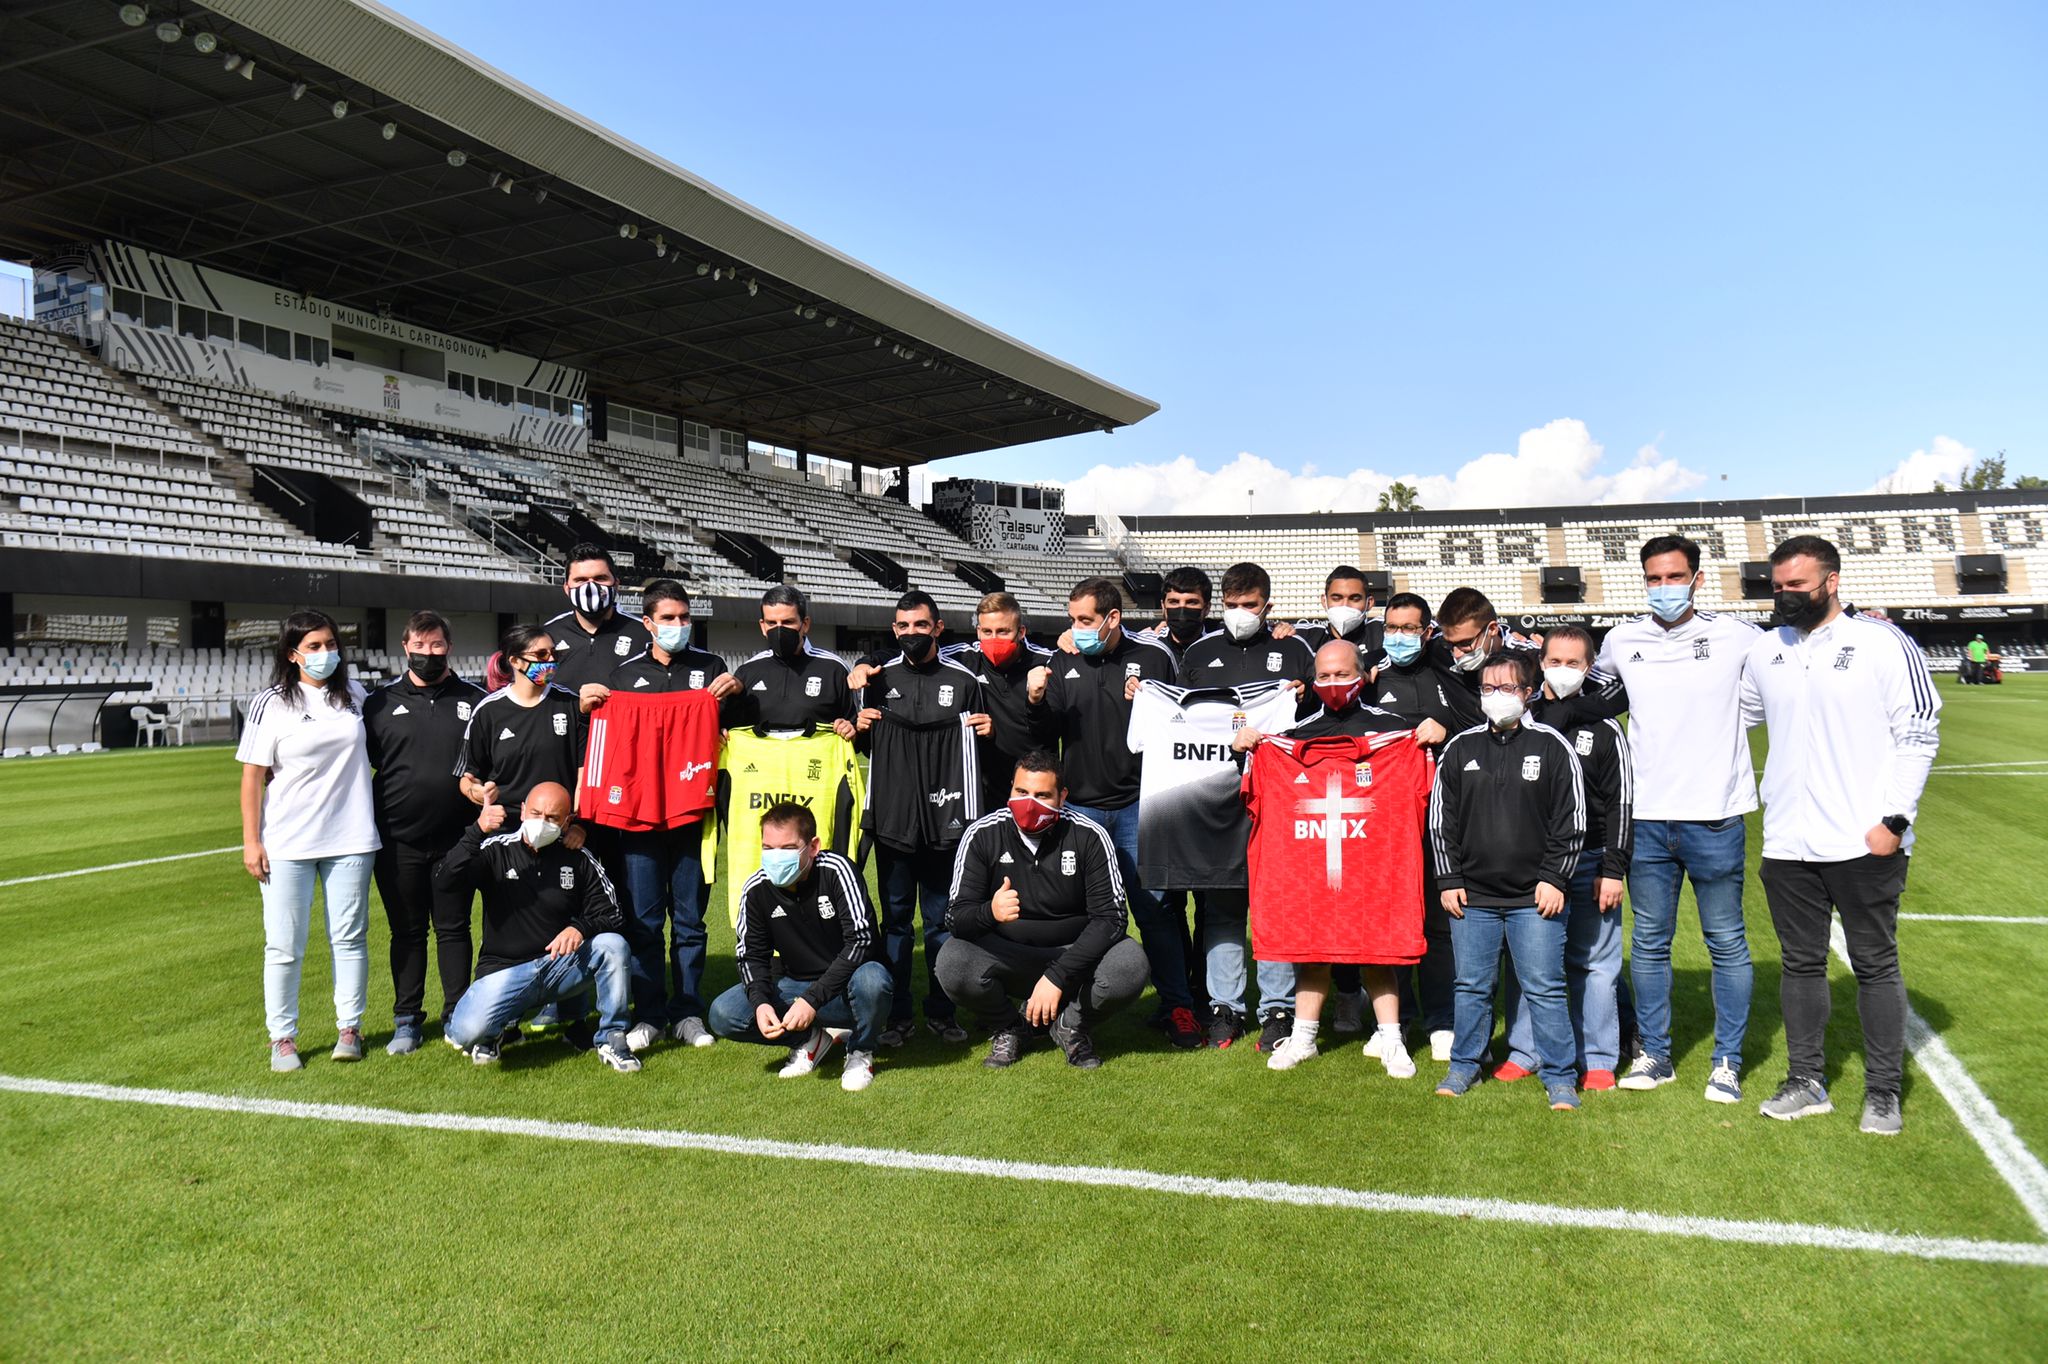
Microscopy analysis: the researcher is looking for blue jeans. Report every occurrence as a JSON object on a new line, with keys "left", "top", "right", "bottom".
{"left": 1505, "top": 855, "right": 1623, "bottom": 1072}
{"left": 1066, "top": 801, "right": 1194, "bottom": 1013}
{"left": 877, "top": 843, "right": 956, "bottom": 1024}
{"left": 621, "top": 823, "right": 709, "bottom": 1026}
{"left": 260, "top": 851, "right": 374, "bottom": 1041}
{"left": 1448, "top": 901, "right": 1574, "bottom": 1087}
{"left": 1196, "top": 889, "right": 1297, "bottom": 1018}
{"left": 1628, "top": 817, "right": 1752, "bottom": 1068}
{"left": 444, "top": 932, "right": 632, "bottom": 1051}
{"left": 705, "top": 962, "right": 894, "bottom": 1054}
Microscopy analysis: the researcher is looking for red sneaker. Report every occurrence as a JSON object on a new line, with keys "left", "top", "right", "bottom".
{"left": 1582, "top": 1068, "right": 1617, "bottom": 1091}
{"left": 1492, "top": 1061, "right": 1534, "bottom": 1083}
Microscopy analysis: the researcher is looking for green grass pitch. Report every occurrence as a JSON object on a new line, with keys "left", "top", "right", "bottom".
{"left": 3, "top": 674, "right": 2046, "bottom": 1359}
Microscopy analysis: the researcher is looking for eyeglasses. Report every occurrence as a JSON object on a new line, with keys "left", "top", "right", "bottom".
{"left": 520, "top": 651, "right": 556, "bottom": 663}
{"left": 1478, "top": 684, "right": 1528, "bottom": 696}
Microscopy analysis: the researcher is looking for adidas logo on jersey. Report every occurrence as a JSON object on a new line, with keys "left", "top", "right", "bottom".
{"left": 1769, "top": 652, "right": 1786, "bottom": 664}
{"left": 1463, "top": 759, "right": 1481, "bottom": 771}
{"left": 1206, "top": 657, "right": 1226, "bottom": 668}
{"left": 391, "top": 704, "right": 409, "bottom": 716}
{"left": 770, "top": 905, "right": 788, "bottom": 918}
{"left": 1169, "top": 712, "right": 1186, "bottom": 723}
{"left": 752, "top": 680, "right": 768, "bottom": 691}
{"left": 886, "top": 688, "right": 902, "bottom": 699}
{"left": 633, "top": 678, "right": 650, "bottom": 688}
{"left": 1064, "top": 668, "right": 1080, "bottom": 679}
{"left": 1293, "top": 773, "right": 1310, "bottom": 784}
{"left": 999, "top": 851, "right": 1014, "bottom": 863}
{"left": 498, "top": 727, "right": 515, "bottom": 740}
{"left": 504, "top": 868, "right": 519, "bottom": 880}
{"left": 1380, "top": 692, "right": 1397, "bottom": 703}
{"left": 1630, "top": 651, "right": 1644, "bottom": 662}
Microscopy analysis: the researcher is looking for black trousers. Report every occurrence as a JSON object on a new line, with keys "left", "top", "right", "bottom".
{"left": 1760, "top": 853, "right": 1910, "bottom": 1097}
{"left": 934, "top": 934, "right": 1150, "bottom": 1031}
{"left": 374, "top": 837, "right": 475, "bottom": 1026}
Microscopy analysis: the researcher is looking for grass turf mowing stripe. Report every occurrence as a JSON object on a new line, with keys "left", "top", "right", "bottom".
{"left": 1899, "top": 914, "right": 2048, "bottom": 926}
{"left": 1828, "top": 922, "right": 2048, "bottom": 1235}
{"left": 0, "top": 846, "right": 240, "bottom": 888}
{"left": 4, "top": 1072, "right": 2047, "bottom": 1269}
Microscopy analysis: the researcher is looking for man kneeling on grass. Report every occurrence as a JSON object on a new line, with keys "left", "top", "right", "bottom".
{"left": 935, "top": 750, "right": 1150, "bottom": 1070}
{"left": 434, "top": 781, "right": 639, "bottom": 1073}
{"left": 707, "top": 803, "right": 891, "bottom": 1092}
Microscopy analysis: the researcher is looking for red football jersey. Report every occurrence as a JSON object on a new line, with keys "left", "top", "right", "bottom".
{"left": 582, "top": 690, "right": 722, "bottom": 831}
{"left": 1241, "top": 731, "right": 1432, "bottom": 964}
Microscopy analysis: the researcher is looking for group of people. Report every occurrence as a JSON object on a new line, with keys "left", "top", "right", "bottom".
{"left": 237, "top": 532, "right": 1939, "bottom": 1131}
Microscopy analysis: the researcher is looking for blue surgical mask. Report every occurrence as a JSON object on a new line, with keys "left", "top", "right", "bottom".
{"left": 1073, "top": 628, "right": 1107, "bottom": 656}
{"left": 1383, "top": 633, "right": 1422, "bottom": 666}
{"left": 654, "top": 622, "right": 691, "bottom": 653}
{"left": 1646, "top": 582, "right": 1694, "bottom": 623}
{"left": 761, "top": 848, "right": 805, "bottom": 887}
{"left": 298, "top": 648, "right": 340, "bottom": 682}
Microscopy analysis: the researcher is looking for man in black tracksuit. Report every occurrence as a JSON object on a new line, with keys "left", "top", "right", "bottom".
{"left": 546, "top": 543, "right": 653, "bottom": 693}
{"left": 1430, "top": 587, "right": 1628, "bottom": 727}
{"left": 1429, "top": 651, "right": 1588, "bottom": 1107}
{"left": 723, "top": 585, "right": 857, "bottom": 736}
{"left": 937, "top": 750, "right": 1151, "bottom": 1070}
{"left": 1292, "top": 564, "right": 1387, "bottom": 668}
{"left": 938, "top": 590, "right": 1053, "bottom": 809}
{"left": 362, "top": 610, "right": 489, "bottom": 1052}
{"left": 857, "top": 591, "right": 989, "bottom": 1044}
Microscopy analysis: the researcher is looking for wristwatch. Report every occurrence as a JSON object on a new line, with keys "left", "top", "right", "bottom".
{"left": 1881, "top": 814, "right": 1911, "bottom": 836}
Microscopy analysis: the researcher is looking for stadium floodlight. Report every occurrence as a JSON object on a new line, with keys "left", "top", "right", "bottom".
{"left": 653, "top": 234, "right": 666, "bottom": 257}
{"left": 825, "top": 315, "right": 838, "bottom": 328}
{"left": 533, "top": 186, "right": 548, "bottom": 203}
{"left": 695, "top": 262, "right": 709, "bottom": 276}
{"left": 803, "top": 307, "right": 817, "bottom": 321}
{"left": 239, "top": 58, "right": 255, "bottom": 80}
{"left": 446, "top": 149, "right": 467, "bottom": 167}
{"left": 497, "top": 175, "right": 514, "bottom": 194}
{"left": 380, "top": 121, "right": 397, "bottom": 140}
{"left": 222, "top": 52, "right": 242, "bottom": 72}
{"left": 154, "top": 19, "right": 180, "bottom": 42}
{"left": 289, "top": 80, "right": 308, "bottom": 100}
{"left": 119, "top": 4, "right": 148, "bottom": 28}
{"left": 747, "top": 279, "right": 758, "bottom": 297}
{"left": 618, "top": 222, "right": 638, "bottom": 239}
{"left": 192, "top": 30, "right": 217, "bottom": 53}
{"left": 330, "top": 98, "right": 349, "bottom": 119}
{"left": 873, "top": 336, "right": 882, "bottom": 347}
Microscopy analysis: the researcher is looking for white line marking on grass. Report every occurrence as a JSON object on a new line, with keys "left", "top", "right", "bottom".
{"left": 1899, "top": 914, "right": 2048, "bottom": 926}
{"left": 1830, "top": 922, "right": 2048, "bottom": 1237}
{"left": 0, "top": 847, "right": 239, "bottom": 888}
{"left": 2, "top": 1073, "right": 2045, "bottom": 1268}
{"left": 1930, "top": 760, "right": 2048, "bottom": 771}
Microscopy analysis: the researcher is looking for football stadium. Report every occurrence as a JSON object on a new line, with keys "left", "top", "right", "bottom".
{"left": 3, "top": 3, "right": 2047, "bottom": 1359}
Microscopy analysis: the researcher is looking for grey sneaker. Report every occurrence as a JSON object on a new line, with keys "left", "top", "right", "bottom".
{"left": 878, "top": 1019, "right": 917, "bottom": 1049}
{"left": 1435, "top": 1065, "right": 1480, "bottom": 1097}
{"left": 1860, "top": 1091, "right": 1903, "bottom": 1136}
{"left": 1547, "top": 1083, "right": 1581, "bottom": 1111}
{"left": 595, "top": 1038, "right": 643, "bottom": 1073}
{"left": 925, "top": 1016, "right": 969, "bottom": 1044}
{"left": 469, "top": 1036, "right": 502, "bottom": 1065}
{"left": 269, "top": 1038, "right": 302, "bottom": 1072}
{"left": 331, "top": 1027, "right": 365, "bottom": 1063}
{"left": 1617, "top": 1054, "right": 1676, "bottom": 1090}
{"left": 1759, "top": 1075, "right": 1834, "bottom": 1122}
{"left": 386, "top": 1021, "right": 423, "bottom": 1056}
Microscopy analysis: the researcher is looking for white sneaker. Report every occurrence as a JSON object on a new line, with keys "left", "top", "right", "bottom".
{"left": 778, "top": 1027, "right": 842, "bottom": 1078}
{"left": 624, "top": 1021, "right": 661, "bottom": 1054}
{"left": 1704, "top": 1060, "right": 1743, "bottom": 1104}
{"left": 672, "top": 1016, "right": 715, "bottom": 1048}
{"left": 1267, "top": 1032, "right": 1319, "bottom": 1070}
{"left": 1380, "top": 1032, "right": 1418, "bottom": 1079}
{"left": 1362, "top": 1027, "right": 1384, "bottom": 1058}
{"left": 1430, "top": 1029, "right": 1453, "bottom": 1062}
{"left": 1330, "top": 990, "right": 1366, "bottom": 1035}
{"left": 841, "top": 1049, "right": 875, "bottom": 1092}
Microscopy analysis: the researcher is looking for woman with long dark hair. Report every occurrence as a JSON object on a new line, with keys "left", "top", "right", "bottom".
{"left": 237, "top": 610, "right": 381, "bottom": 1071}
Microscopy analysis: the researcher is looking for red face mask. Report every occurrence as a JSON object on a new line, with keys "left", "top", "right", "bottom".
{"left": 1313, "top": 678, "right": 1363, "bottom": 712}
{"left": 980, "top": 636, "right": 1020, "bottom": 669}
{"left": 1008, "top": 795, "right": 1061, "bottom": 833}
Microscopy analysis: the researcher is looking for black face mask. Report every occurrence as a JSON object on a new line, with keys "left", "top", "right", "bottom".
{"left": 899, "top": 632, "right": 936, "bottom": 664}
{"left": 1163, "top": 607, "right": 1206, "bottom": 645}
{"left": 1774, "top": 586, "right": 1831, "bottom": 631}
{"left": 407, "top": 651, "right": 450, "bottom": 684}
{"left": 766, "top": 625, "right": 804, "bottom": 662}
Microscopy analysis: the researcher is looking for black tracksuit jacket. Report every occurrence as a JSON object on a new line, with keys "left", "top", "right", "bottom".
{"left": 433, "top": 824, "right": 623, "bottom": 977}
{"left": 1530, "top": 693, "right": 1634, "bottom": 880}
{"left": 1428, "top": 720, "right": 1587, "bottom": 906}
{"left": 734, "top": 850, "right": 880, "bottom": 1009}
{"left": 1026, "top": 630, "right": 1177, "bottom": 810}
{"left": 362, "top": 673, "right": 488, "bottom": 847}
{"left": 946, "top": 809, "right": 1128, "bottom": 990}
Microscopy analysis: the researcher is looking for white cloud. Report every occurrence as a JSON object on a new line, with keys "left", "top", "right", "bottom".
{"left": 1866, "top": 436, "right": 1975, "bottom": 494}
{"left": 1060, "top": 419, "right": 1706, "bottom": 516}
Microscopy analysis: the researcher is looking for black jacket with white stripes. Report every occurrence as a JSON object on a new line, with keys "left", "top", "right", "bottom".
{"left": 1026, "top": 628, "right": 1178, "bottom": 810}
{"left": 947, "top": 808, "right": 1128, "bottom": 990}
{"left": 858, "top": 650, "right": 985, "bottom": 852}
{"left": 941, "top": 638, "right": 1054, "bottom": 774}
{"left": 1429, "top": 720, "right": 1587, "bottom": 906}
{"left": 735, "top": 850, "right": 879, "bottom": 1009}
{"left": 1174, "top": 625, "right": 1317, "bottom": 720}
{"left": 724, "top": 641, "right": 854, "bottom": 731}
{"left": 1531, "top": 693, "right": 1634, "bottom": 880}
{"left": 433, "top": 822, "right": 622, "bottom": 977}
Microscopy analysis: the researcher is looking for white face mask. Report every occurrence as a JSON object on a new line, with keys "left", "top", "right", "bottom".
{"left": 521, "top": 817, "right": 562, "bottom": 849}
{"left": 1325, "top": 605, "right": 1365, "bottom": 638}
{"left": 1543, "top": 665, "right": 1587, "bottom": 699}
{"left": 1222, "top": 607, "right": 1263, "bottom": 642}
{"left": 1481, "top": 690, "right": 1526, "bottom": 728}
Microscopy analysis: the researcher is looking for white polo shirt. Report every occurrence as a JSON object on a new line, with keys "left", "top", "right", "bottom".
{"left": 236, "top": 680, "right": 381, "bottom": 861}
{"left": 1596, "top": 610, "right": 1762, "bottom": 821}
{"left": 1740, "top": 611, "right": 1941, "bottom": 862}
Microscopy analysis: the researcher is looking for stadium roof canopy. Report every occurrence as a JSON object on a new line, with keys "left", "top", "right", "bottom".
{"left": 0, "top": 0, "right": 1158, "bottom": 464}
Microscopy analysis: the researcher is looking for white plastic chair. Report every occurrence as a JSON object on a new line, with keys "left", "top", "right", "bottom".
{"left": 129, "top": 705, "right": 168, "bottom": 747}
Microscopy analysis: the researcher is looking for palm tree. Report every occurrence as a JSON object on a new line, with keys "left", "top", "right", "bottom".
{"left": 1376, "top": 481, "right": 1422, "bottom": 512}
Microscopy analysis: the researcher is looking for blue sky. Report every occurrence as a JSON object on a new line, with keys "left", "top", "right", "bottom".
{"left": 16, "top": 3, "right": 2047, "bottom": 511}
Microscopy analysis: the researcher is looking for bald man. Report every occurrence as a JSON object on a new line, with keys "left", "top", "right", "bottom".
{"left": 435, "top": 781, "right": 640, "bottom": 1072}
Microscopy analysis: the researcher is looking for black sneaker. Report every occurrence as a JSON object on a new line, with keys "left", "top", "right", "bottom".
{"left": 497, "top": 1024, "right": 525, "bottom": 1049}
{"left": 1050, "top": 1011, "right": 1102, "bottom": 1070}
{"left": 560, "top": 1019, "right": 597, "bottom": 1053}
{"left": 984, "top": 1025, "right": 1028, "bottom": 1069}
{"left": 1164, "top": 1006, "right": 1203, "bottom": 1051}
{"left": 1256, "top": 1011, "right": 1294, "bottom": 1053}
{"left": 1207, "top": 1006, "right": 1245, "bottom": 1049}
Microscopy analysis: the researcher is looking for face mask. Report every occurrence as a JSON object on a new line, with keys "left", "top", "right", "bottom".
{"left": 1072, "top": 628, "right": 1107, "bottom": 657}
{"left": 980, "top": 636, "right": 1020, "bottom": 669}
{"left": 1645, "top": 581, "right": 1694, "bottom": 624}
{"left": 1163, "top": 607, "right": 1206, "bottom": 645}
{"left": 1313, "top": 678, "right": 1362, "bottom": 712}
{"left": 520, "top": 658, "right": 556, "bottom": 687}
{"left": 761, "top": 848, "right": 806, "bottom": 887}
{"left": 1383, "top": 633, "right": 1423, "bottom": 666}
{"left": 1008, "top": 795, "right": 1061, "bottom": 834}
{"left": 570, "top": 581, "right": 614, "bottom": 617}
{"left": 1774, "top": 586, "right": 1831, "bottom": 631}
{"left": 1451, "top": 629, "right": 1495, "bottom": 673}
{"left": 1222, "top": 607, "right": 1263, "bottom": 643}
{"left": 407, "top": 651, "right": 449, "bottom": 684}
{"left": 521, "top": 817, "right": 561, "bottom": 849}
{"left": 1325, "top": 605, "right": 1366, "bottom": 639}
{"left": 766, "top": 624, "right": 804, "bottom": 662}
{"left": 653, "top": 622, "right": 691, "bottom": 653}
{"left": 298, "top": 648, "right": 339, "bottom": 682}
{"left": 1481, "top": 690, "right": 1526, "bottom": 728}
{"left": 1543, "top": 665, "right": 1587, "bottom": 699}
{"left": 899, "top": 632, "right": 936, "bottom": 664}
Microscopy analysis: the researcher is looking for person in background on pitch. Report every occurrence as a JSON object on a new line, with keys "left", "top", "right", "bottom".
{"left": 542, "top": 542, "right": 651, "bottom": 692}
{"left": 238, "top": 610, "right": 380, "bottom": 1071}
{"left": 1596, "top": 534, "right": 1757, "bottom": 1104}
{"left": 1962, "top": 633, "right": 1989, "bottom": 685}
{"left": 707, "top": 802, "right": 891, "bottom": 1092}
{"left": 937, "top": 751, "right": 1151, "bottom": 1070}
{"left": 724, "top": 585, "right": 857, "bottom": 738}
{"left": 1429, "top": 651, "right": 1588, "bottom": 1111}
{"left": 582, "top": 578, "right": 742, "bottom": 1053}
{"left": 1744, "top": 536, "right": 1941, "bottom": 1137}
{"left": 436, "top": 781, "right": 639, "bottom": 1073}
{"left": 362, "top": 609, "right": 487, "bottom": 1055}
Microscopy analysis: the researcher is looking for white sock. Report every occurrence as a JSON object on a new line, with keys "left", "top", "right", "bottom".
{"left": 1376, "top": 1021, "right": 1404, "bottom": 1045}
{"left": 1292, "top": 1018, "right": 1320, "bottom": 1043}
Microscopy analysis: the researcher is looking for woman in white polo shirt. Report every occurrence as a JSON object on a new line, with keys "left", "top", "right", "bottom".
{"left": 238, "top": 611, "right": 382, "bottom": 1071}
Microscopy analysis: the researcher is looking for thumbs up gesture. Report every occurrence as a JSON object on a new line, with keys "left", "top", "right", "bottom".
{"left": 991, "top": 875, "right": 1021, "bottom": 922}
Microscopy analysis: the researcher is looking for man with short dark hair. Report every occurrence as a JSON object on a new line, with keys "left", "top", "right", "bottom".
{"left": 725, "top": 584, "right": 856, "bottom": 738}
{"left": 544, "top": 543, "right": 652, "bottom": 692}
{"left": 1293, "top": 565, "right": 1385, "bottom": 664}
{"left": 937, "top": 751, "right": 1150, "bottom": 1070}
{"left": 1156, "top": 565, "right": 1216, "bottom": 652}
{"left": 1744, "top": 536, "right": 1941, "bottom": 1136}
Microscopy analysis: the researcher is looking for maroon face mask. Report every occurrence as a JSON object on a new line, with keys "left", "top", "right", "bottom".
{"left": 1313, "top": 678, "right": 1362, "bottom": 712}
{"left": 1008, "top": 796, "right": 1061, "bottom": 833}
{"left": 981, "top": 636, "right": 1020, "bottom": 669}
